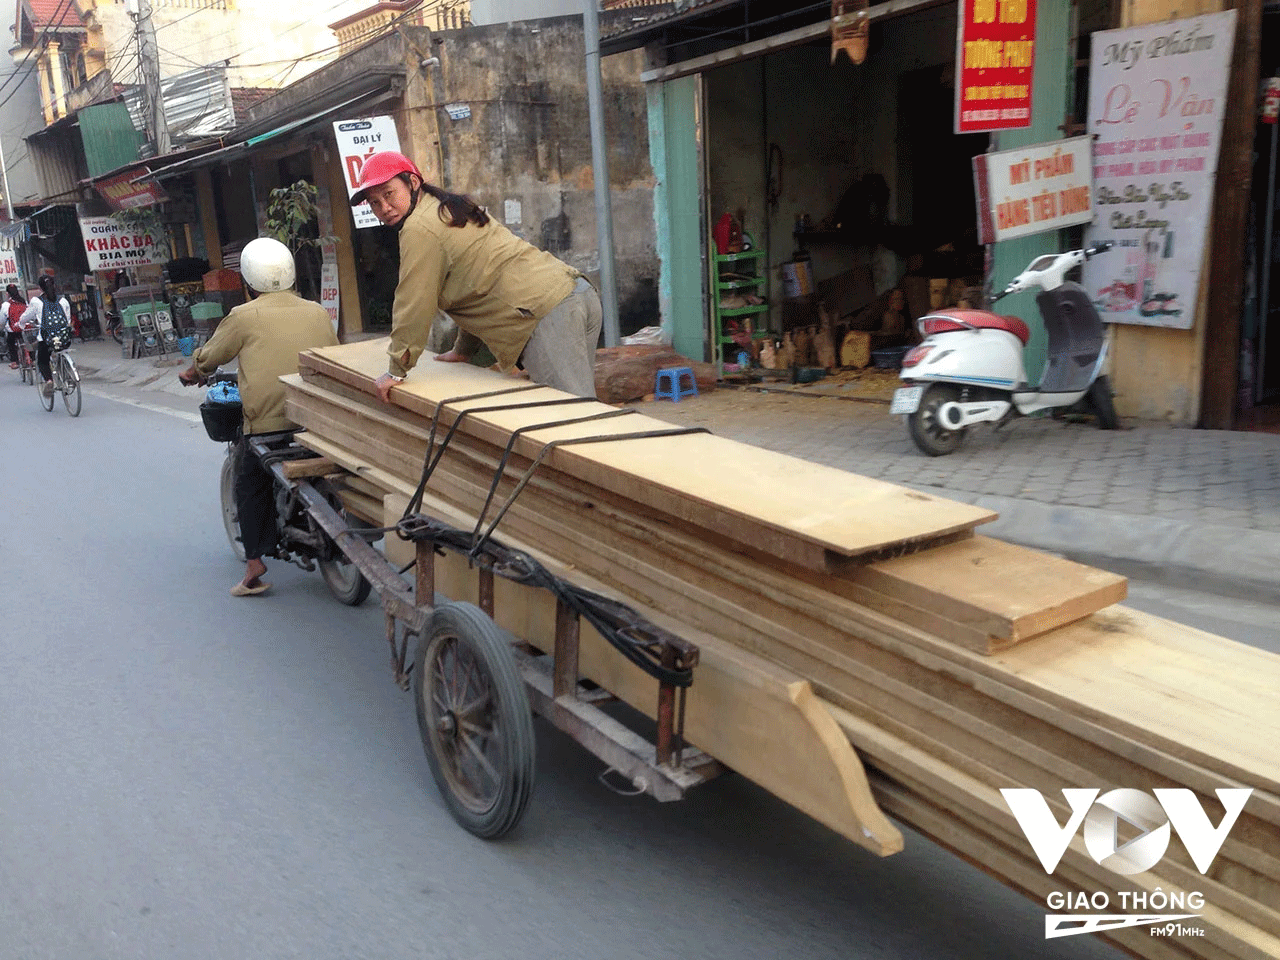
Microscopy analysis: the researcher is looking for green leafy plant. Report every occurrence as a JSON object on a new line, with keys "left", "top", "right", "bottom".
{"left": 265, "top": 180, "right": 325, "bottom": 255}
{"left": 264, "top": 180, "right": 336, "bottom": 299}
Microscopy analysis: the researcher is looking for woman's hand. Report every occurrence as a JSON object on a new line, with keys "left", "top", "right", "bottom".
{"left": 374, "top": 372, "right": 401, "bottom": 403}
{"left": 433, "top": 350, "right": 470, "bottom": 364}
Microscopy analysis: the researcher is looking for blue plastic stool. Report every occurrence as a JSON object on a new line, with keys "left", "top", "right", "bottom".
{"left": 655, "top": 366, "right": 698, "bottom": 402}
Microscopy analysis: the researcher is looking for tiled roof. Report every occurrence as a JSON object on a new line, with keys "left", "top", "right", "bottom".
{"left": 25, "top": 0, "right": 84, "bottom": 29}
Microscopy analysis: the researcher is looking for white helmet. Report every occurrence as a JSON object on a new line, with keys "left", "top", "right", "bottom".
{"left": 240, "top": 237, "right": 295, "bottom": 293}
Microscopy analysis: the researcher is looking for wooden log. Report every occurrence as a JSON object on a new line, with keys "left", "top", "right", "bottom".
{"left": 593, "top": 344, "right": 716, "bottom": 403}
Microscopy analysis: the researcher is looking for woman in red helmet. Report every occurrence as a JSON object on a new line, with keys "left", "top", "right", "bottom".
{"left": 351, "top": 150, "right": 602, "bottom": 401}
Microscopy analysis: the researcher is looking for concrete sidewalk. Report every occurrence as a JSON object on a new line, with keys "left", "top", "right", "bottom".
{"left": 69, "top": 336, "right": 1280, "bottom": 603}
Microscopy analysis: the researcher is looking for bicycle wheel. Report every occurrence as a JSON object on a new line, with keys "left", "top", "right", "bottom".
{"left": 60, "top": 355, "right": 81, "bottom": 417}
{"left": 38, "top": 371, "right": 54, "bottom": 411}
{"left": 414, "top": 602, "right": 535, "bottom": 839}
{"left": 220, "top": 448, "right": 247, "bottom": 562}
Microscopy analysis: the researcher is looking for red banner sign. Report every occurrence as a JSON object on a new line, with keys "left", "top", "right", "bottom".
{"left": 96, "top": 169, "right": 168, "bottom": 211}
{"left": 955, "top": 0, "right": 1037, "bottom": 134}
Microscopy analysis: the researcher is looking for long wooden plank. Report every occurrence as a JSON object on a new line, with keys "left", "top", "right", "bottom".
{"left": 284, "top": 373, "right": 1122, "bottom": 652}
{"left": 833, "top": 535, "right": 1129, "bottom": 647}
{"left": 293, "top": 342, "right": 997, "bottom": 567}
{"left": 304, "top": 427, "right": 1280, "bottom": 960}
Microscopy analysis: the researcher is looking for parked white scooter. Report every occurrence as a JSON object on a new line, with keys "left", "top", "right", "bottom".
{"left": 890, "top": 242, "right": 1119, "bottom": 456}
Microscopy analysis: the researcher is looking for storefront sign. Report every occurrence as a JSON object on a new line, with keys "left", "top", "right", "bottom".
{"left": 320, "top": 241, "right": 339, "bottom": 332}
{"left": 77, "top": 216, "right": 164, "bottom": 271}
{"left": 0, "top": 234, "right": 22, "bottom": 287}
{"left": 955, "top": 0, "right": 1037, "bottom": 133}
{"left": 973, "top": 137, "right": 1093, "bottom": 243}
{"left": 1081, "top": 10, "right": 1236, "bottom": 329}
{"left": 332, "top": 116, "right": 404, "bottom": 230}
{"left": 95, "top": 169, "right": 168, "bottom": 211}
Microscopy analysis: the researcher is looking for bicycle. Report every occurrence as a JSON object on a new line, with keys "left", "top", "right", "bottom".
{"left": 37, "top": 335, "right": 82, "bottom": 417}
{"left": 17, "top": 326, "right": 37, "bottom": 385}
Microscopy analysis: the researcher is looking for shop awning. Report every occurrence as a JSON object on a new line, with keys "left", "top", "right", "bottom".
{"left": 604, "top": 0, "right": 947, "bottom": 81}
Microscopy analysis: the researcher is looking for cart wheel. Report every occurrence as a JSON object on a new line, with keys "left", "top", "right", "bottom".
{"left": 313, "top": 481, "right": 372, "bottom": 607}
{"left": 414, "top": 602, "right": 535, "bottom": 839}
{"left": 219, "top": 448, "right": 247, "bottom": 562}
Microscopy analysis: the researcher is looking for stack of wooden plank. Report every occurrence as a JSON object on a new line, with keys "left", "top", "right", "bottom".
{"left": 284, "top": 340, "right": 1280, "bottom": 960}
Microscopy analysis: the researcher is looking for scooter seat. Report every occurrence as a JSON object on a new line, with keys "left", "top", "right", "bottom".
{"left": 920, "top": 309, "right": 1032, "bottom": 345}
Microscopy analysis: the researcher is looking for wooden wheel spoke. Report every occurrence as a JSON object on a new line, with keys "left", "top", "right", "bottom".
{"left": 458, "top": 729, "right": 499, "bottom": 787}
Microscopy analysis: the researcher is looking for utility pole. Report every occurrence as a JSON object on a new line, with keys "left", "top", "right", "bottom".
{"left": 583, "top": 0, "right": 619, "bottom": 347}
{"left": 0, "top": 135, "right": 15, "bottom": 222}
{"left": 130, "top": 0, "right": 170, "bottom": 157}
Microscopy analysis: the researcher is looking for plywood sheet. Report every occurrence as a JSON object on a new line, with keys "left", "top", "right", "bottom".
{"left": 294, "top": 341, "right": 996, "bottom": 565}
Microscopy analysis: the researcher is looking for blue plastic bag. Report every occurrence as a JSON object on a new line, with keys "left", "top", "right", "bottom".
{"left": 205, "top": 382, "right": 241, "bottom": 405}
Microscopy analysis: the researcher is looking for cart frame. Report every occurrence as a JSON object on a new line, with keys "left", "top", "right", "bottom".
{"left": 288, "top": 469, "right": 722, "bottom": 830}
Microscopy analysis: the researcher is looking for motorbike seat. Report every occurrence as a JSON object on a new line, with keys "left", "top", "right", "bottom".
{"left": 920, "top": 309, "right": 1031, "bottom": 345}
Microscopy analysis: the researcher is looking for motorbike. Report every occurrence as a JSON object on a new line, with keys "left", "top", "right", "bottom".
{"left": 890, "top": 242, "right": 1119, "bottom": 456}
{"left": 196, "top": 371, "right": 377, "bottom": 605}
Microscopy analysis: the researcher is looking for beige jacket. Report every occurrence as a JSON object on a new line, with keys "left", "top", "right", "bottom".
{"left": 193, "top": 290, "right": 338, "bottom": 435}
{"left": 387, "top": 198, "right": 580, "bottom": 377}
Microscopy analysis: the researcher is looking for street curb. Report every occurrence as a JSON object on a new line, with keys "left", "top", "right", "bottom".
{"left": 931, "top": 488, "right": 1280, "bottom": 606}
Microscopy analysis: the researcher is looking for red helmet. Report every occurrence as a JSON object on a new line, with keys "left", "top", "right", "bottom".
{"left": 351, "top": 151, "right": 424, "bottom": 205}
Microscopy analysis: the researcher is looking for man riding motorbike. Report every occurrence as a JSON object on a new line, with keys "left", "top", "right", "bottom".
{"left": 179, "top": 237, "right": 339, "bottom": 597}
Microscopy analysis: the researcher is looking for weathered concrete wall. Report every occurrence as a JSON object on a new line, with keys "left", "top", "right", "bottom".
{"left": 403, "top": 21, "right": 658, "bottom": 336}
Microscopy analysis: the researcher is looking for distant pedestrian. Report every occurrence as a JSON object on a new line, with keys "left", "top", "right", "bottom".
{"left": 5, "top": 283, "right": 25, "bottom": 369}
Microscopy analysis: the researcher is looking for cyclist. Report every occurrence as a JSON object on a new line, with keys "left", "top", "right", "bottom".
{"left": 5, "top": 284, "right": 25, "bottom": 370}
{"left": 19, "top": 276, "right": 71, "bottom": 395}
{"left": 179, "top": 237, "right": 339, "bottom": 597}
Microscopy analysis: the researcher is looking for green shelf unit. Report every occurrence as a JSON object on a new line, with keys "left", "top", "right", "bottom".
{"left": 711, "top": 244, "right": 769, "bottom": 372}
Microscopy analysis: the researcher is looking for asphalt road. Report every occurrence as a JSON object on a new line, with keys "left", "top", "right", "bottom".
{"left": 1, "top": 373, "right": 1259, "bottom": 960}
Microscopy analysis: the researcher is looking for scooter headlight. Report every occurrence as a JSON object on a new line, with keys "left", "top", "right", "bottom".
{"left": 901, "top": 345, "right": 931, "bottom": 368}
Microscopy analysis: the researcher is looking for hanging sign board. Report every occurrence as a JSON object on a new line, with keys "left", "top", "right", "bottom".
{"left": 320, "top": 241, "right": 340, "bottom": 332}
{"left": 77, "top": 216, "right": 165, "bottom": 271}
{"left": 0, "top": 234, "right": 22, "bottom": 287}
{"left": 96, "top": 169, "right": 168, "bottom": 211}
{"left": 972, "top": 137, "right": 1093, "bottom": 243}
{"left": 955, "top": 0, "right": 1037, "bottom": 133}
{"left": 1081, "top": 10, "right": 1236, "bottom": 329}
{"left": 332, "top": 116, "right": 404, "bottom": 230}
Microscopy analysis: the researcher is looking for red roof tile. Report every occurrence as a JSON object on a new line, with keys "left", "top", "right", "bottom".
{"left": 25, "top": 0, "right": 84, "bottom": 29}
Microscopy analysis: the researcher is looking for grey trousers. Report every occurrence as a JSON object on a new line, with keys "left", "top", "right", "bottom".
{"left": 520, "top": 278, "right": 602, "bottom": 398}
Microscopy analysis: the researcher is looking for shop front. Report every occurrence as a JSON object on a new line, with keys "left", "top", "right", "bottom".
{"left": 607, "top": 0, "right": 1266, "bottom": 430}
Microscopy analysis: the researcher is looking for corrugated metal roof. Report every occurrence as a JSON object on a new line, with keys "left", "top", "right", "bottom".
{"left": 122, "top": 65, "right": 237, "bottom": 152}
{"left": 79, "top": 102, "right": 145, "bottom": 178}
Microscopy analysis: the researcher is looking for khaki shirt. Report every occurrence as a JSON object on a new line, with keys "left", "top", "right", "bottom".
{"left": 387, "top": 199, "right": 580, "bottom": 377}
{"left": 193, "top": 290, "right": 338, "bottom": 435}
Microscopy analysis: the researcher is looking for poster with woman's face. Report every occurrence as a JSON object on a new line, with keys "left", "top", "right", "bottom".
{"left": 1081, "top": 11, "right": 1237, "bottom": 329}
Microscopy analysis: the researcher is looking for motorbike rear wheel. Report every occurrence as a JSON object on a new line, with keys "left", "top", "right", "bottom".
{"left": 314, "top": 480, "right": 372, "bottom": 607}
{"left": 1087, "top": 375, "right": 1119, "bottom": 430}
{"left": 907, "top": 383, "right": 966, "bottom": 456}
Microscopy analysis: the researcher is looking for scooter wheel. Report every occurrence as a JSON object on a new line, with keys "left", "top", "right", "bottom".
{"left": 1087, "top": 375, "right": 1120, "bottom": 430}
{"left": 907, "top": 383, "right": 966, "bottom": 456}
